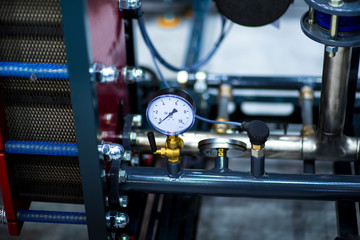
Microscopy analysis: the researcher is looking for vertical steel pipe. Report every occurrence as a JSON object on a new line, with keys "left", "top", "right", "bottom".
{"left": 318, "top": 47, "right": 352, "bottom": 136}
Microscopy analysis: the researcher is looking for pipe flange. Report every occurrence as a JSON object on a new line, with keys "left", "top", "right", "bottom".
{"left": 304, "top": 0, "right": 360, "bottom": 16}
{"left": 301, "top": 12, "right": 360, "bottom": 47}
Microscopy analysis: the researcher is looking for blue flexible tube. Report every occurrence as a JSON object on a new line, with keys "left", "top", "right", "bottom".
{"left": 5, "top": 141, "right": 78, "bottom": 157}
{"left": 195, "top": 115, "right": 243, "bottom": 129}
{"left": 18, "top": 210, "right": 86, "bottom": 225}
{"left": 137, "top": 9, "right": 232, "bottom": 72}
{"left": 0, "top": 62, "right": 69, "bottom": 79}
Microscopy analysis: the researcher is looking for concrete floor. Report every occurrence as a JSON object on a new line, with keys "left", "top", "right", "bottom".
{"left": 1, "top": 0, "right": 359, "bottom": 239}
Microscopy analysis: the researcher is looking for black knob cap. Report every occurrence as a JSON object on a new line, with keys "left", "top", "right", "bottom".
{"left": 147, "top": 131, "right": 157, "bottom": 152}
{"left": 244, "top": 120, "right": 269, "bottom": 145}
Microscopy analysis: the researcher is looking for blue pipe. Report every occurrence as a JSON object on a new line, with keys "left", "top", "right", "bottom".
{"left": 18, "top": 210, "right": 86, "bottom": 225}
{"left": 5, "top": 141, "right": 78, "bottom": 157}
{"left": 0, "top": 62, "right": 69, "bottom": 79}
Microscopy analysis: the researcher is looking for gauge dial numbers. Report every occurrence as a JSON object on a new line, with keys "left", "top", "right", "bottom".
{"left": 146, "top": 89, "right": 196, "bottom": 135}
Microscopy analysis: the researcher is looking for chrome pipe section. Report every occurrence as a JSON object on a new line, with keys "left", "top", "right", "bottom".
{"left": 132, "top": 130, "right": 359, "bottom": 161}
{"left": 122, "top": 166, "right": 360, "bottom": 200}
{"left": 133, "top": 130, "right": 303, "bottom": 159}
{"left": 300, "top": 86, "right": 314, "bottom": 128}
{"left": 305, "top": 47, "right": 357, "bottom": 161}
{"left": 213, "top": 84, "right": 232, "bottom": 133}
{"left": 318, "top": 47, "right": 352, "bottom": 136}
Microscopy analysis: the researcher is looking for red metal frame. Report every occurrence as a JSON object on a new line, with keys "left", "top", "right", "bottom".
{"left": 88, "top": 0, "right": 129, "bottom": 143}
{"left": 0, "top": 92, "right": 29, "bottom": 236}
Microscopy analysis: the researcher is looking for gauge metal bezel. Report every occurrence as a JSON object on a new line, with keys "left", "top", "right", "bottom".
{"left": 146, "top": 88, "right": 196, "bottom": 135}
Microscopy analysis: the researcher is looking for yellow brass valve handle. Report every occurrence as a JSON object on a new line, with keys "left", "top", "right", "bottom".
{"left": 154, "top": 135, "right": 184, "bottom": 163}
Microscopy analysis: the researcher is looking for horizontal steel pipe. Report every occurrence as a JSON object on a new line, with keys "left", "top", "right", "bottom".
{"left": 133, "top": 130, "right": 303, "bottom": 159}
{"left": 122, "top": 167, "right": 360, "bottom": 201}
{"left": 132, "top": 130, "right": 359, "bottom": 161}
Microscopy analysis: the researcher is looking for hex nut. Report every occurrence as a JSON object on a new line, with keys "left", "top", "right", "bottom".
{"left": 124, "top": 151, "right": 132, "bottom": 161}
{"left": 325, "top": 46, "right": 338, "bottom": 53}
{"left": 132, "top": 115, "right": 142, "bottom": 127}
{"left": 329, "top": 0, "right": 344, "bottom": 7}
{"left": 119, "top": 170, "right": 128, "bottom": 183}
{"left": 119, "top": 195, "right": 128, "bottom": 207}
{"left": 251, "top": 148, "right": 264, "bottom": 158}
{"left": 131, "top": 156, "right": 139, "bottom": 166}
{"left": 130, "top": 132, "right": 137, "bottom": 142}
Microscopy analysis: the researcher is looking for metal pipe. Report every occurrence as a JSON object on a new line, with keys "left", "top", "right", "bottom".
{"left": 188, "top": 76, "right": 325, "bottom": 90}
{"left": 133, "top": 130, "right": 304, "bottom": 159}
{"left": 300, "top": 86, "right": 314, "bottom": 127}
{"left": 214, "top": 84, "right": 232, "bottom": 133}
{"left": 132, "top": 130, "right": 359, "bottom": 161}
{"left": 122, "top": 166, "right": 360, "bottom": 201}
{"left": 318, "top": 47, "right": 352, "bottom": 136}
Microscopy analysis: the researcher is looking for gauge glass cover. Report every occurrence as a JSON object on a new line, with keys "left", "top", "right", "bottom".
{"left": 146, "top": 94, "right": 195, "bottom": 135}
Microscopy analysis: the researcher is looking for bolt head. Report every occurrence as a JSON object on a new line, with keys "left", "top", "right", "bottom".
{"left": 115, "top": 212, "right": 129, "bottom": 228}
{"left": 30, "top": 73, "right": 38, "bottom": 81}
{"left": 329, "top": 0, "right": 344, "bottom": 7}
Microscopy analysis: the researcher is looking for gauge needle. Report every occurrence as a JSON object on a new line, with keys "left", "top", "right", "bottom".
{"left": 158, "top": 108, "right": 178, "bottom": 124}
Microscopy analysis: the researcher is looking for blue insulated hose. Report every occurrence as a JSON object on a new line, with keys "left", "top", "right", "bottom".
{"left": 18, "top": 210, "right": 86, "bottom": 224}
{"left": 0, "top": 62, "right": 69, "bottom": 79}
{"left": 5, "top": 141, "right": 78, "bottom": 157}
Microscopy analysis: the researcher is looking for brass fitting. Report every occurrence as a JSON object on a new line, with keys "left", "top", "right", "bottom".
{"left": 301, "top": 125, "right": 315, "bottom": 136}
{"left": 299, "top": 86, "right": 314, "bottom": 102}
{"left": 251, "top": 144, "right": 264, "bottom": 150}
{"left": 218, "top": 84, "right": 233, "bottom": 100}
{"left": 213, "top": 117, "right": 230, "bottom": 133}
{"left": 154, "top": 135, "right": 184, "bottom": 163}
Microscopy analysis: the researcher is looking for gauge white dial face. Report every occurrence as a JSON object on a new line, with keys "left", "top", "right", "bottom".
{"left": 147, "top": 94, "right": 195, "bottom": 135}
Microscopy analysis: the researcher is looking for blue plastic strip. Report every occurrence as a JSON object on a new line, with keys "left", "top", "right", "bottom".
{"left": 0, "top": 62, "right": 69, "bottom": 79}
{"left": 316, "top": 11, "right": 360, "bottom": 32}
{"left": 18, "top": 210, "right": 86, "bottom": 225}
{"left": 5, "top": 141, "right": 78, "bottom": 157}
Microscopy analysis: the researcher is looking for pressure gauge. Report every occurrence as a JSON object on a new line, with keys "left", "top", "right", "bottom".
{"left": 146, "top": 88, "right": 196, "bottom": 135}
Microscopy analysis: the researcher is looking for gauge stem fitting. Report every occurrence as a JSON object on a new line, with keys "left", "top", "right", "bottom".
{"left": 154, "top": 135, "right": 184, "bottom": 163}
{"left": 243, "top": 120, "right": 269, "bottom": 178}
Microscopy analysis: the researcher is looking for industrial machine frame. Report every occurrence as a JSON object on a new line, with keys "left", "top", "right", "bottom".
{"left": 0, "top": 0, "right": 360, "bottom": 239}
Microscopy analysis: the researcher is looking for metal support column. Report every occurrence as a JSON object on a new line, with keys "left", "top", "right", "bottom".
{"left": 60, "top": 1, "right": 108, "bottom": 239}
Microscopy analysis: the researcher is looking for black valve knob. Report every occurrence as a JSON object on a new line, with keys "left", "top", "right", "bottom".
{"left": 147, "top": 131, "right": 157, "bottom": 152}
{"left": 243, "top": 120, "right": 269, "bottom": 145}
